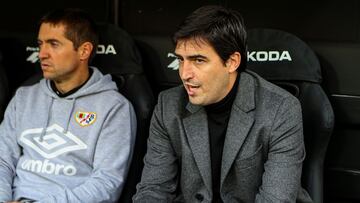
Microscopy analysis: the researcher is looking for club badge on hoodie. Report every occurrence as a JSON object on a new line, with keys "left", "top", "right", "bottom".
{"left": 75, "top": 111, "right": 97, "bottom": 126}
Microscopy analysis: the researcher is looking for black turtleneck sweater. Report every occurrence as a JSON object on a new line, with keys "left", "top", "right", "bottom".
{"left": 205, "top": 74, "right": 239, "bottom": 203}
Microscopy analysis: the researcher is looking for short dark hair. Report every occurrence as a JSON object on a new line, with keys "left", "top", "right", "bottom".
{"left": 39, "top": 8, "right": 99, "bottom": 60}
{"left": 173, "top": 5, "right": 247, "bottom": 72}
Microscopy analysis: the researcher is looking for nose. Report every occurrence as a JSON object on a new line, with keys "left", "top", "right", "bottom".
{"left": 38, "top": 45, "right": 49, "bottom": 60}
{"left": 179, "top": 60, "right": 194, "bottom": 81}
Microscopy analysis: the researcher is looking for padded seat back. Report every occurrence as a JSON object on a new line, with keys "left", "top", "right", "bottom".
{"left": 91, "top": 23, "right": 155, "bottom": 203}
{"left": 247, "top": 28, "right": 335, "bottom": 203}
{"left": 0, "top": 35, "right": 40, "bottom": 96}
{"left": 134, "top": 36, "right": 180, "bottom": 96}
{"left": 0, "top": 50, "right": 9, "bottom": 121}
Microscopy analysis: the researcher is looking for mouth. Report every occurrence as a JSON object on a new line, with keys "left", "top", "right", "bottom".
{"left": 40, "top": 63, "right": 51, "bottom": 70}
{"left": 184, "top": 83, "right": 200, "bottom": 96}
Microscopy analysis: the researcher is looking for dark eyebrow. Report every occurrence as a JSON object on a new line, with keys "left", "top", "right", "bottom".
{"left": 46, "top": 39, "right": 61, "bottom": 44}
{"left": 174, "top": 53, "right": 183, "bottom": 59}
{"left": 174, "top": 53, "right": 207, "bottom": 60}
{"left": 187, "top": 55, "right": 207, "bottom": 60}
{"left": 38, "top": 38, "right": 62, "bottom": 44}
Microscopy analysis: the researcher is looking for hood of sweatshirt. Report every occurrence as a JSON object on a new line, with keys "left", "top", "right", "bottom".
{"left": 38, "top": 67, "right": 118, "bottom": 139}
{"left": 40, "top": 67, "right": 118, "bottom": 99}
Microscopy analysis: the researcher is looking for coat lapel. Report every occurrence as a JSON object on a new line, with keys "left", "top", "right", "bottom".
{"left": 221, "top": 72, "right": 256, "bottom": 186}
{"left": 183, "top": 103, "right": 212, "bottom": 193}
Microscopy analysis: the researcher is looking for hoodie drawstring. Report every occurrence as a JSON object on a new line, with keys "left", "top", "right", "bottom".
{"left": 39, "top": 97, "right": 75, "bottom": 141}
{"left": 39, "top": 97, "right": 54, "bottom": 142}
{"left": 64, "top": 98, "right": 76, "bottom": 134}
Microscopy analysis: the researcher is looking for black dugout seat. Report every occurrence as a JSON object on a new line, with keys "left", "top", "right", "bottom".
{"left": 0, "top": 34, "right": 40, "bottom": 121}
{"left": 134, "top": 36, "right": 180, "bottom": 97}
{"left": 0, "top": 51, "right": 9, "bottom": 121}
{"left": 19, "top": 23, "right": 155, "bottom": 202}
{"left": 91, "top": 23, "right": 155, "bottom": 202}
{"left": 247, "top": 28, "right": 335, "bottom": 203}
{"left": 0, "top": 35, "right": 40, "bottom": 96}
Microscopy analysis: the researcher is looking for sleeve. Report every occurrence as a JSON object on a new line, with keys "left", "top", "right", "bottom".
{"left": 0, "top": 97, "right": 21, "bottom": 202}
{"left": 39, "top": 100, "right": 137, "bottom": 203}
{"left": 255, "top": 96, "right": 306, "bottom": 203}
{"left": 132, "top": 93, "right": 178, "bottom": 203}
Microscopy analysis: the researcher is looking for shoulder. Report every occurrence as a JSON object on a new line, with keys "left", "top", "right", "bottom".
{"left": 14, "top": 81, "right": 42, "bottom": 98}
{"left": 157, "top": 85, "right": 187, "bottom": 110}
{"left": 158, "top": 85, "right": 185, "bottom": 101}
{"left": 245, "top": 70, "right": 299, "bottom": 104}
{"left": 96, "top": 89, "right": 133, "bottom": 109}
{"left": 241, "top": 70, "right": 301, "bottom": 121}
{"left": 151, "top": 85, "right": 189, "bottom": 124}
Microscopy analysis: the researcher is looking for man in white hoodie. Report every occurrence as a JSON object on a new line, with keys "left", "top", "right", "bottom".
{"left": 0, "top": 8, "right": 136, "bottom": 203}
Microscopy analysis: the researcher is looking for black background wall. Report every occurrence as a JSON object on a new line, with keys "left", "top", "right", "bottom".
{"left": 1, "top": 0, "right": 360, "bottom": 202}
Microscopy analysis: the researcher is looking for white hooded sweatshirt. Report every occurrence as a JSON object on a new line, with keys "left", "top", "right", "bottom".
{"left": 0, "top": 67, "right": 136, "bottom": 202}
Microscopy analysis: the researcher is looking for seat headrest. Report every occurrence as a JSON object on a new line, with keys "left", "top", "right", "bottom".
{"left": 91, "top": 23, "right": 143, "bottom": 75}
{"left": 0, "top": 35, "right": 40, "bottom": 92}
{"left": 134, "top": 36, "right": 180, "bottom": 85}
{"left": 247, "top": 28, "right": 322, "bottom": 83}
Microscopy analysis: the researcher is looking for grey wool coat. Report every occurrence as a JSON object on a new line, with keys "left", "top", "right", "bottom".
{"left": 133, "top": 70, "right": 312, "bottom": 203}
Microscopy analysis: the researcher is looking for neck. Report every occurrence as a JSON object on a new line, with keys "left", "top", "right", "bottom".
{"left": 229, "top": 71, "right": 238, "bottom": 90}
{"left": 206, "top": 72, "right": 239, "bottom": 111}
{"left": 54, "top": 66, "right": 90, "bottom": 94}
{"left": 223, "top": 71, "right": 238, "bottom": 99}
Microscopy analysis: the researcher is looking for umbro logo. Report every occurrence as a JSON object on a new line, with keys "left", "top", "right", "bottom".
{"left": 20, "top": 124, "right": 87, "bottom": 159}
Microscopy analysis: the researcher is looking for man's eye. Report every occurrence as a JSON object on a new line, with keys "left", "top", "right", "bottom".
{"left": 177, "top": 57, "right": 184, "bottom": 63}
{"left": 50, "top": 42, "right": 59, "bottom": 47}
{"left": 195, "top": 59, "right": 205, "bottom": 64}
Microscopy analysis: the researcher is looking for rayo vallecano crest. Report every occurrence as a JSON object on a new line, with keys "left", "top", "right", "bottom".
{"left": 75, "top": 111, "right": 97, "bottom": 126}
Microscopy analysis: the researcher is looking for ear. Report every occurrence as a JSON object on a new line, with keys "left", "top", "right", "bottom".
{"left": 78, "top": 42, "right": 94, "bottom": 61}
{"left": 225, "top": 52, "right": 241, "bottom": 73}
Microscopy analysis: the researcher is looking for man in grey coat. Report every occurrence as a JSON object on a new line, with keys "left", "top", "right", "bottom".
{"left": 133, "top": 5, "right": 312, "bottom": 203}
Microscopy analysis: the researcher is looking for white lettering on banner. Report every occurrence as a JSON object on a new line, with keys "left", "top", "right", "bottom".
{"left": 247, "top": 51, "right": 292, "bottom": 62}
{"left": 26, "top": 46, "right": 39, "bottom": 51}
{"left": 25, "top": 44, "right": 118, "bottom": 63}
{"left": 25, "top": 46, "right": 40, "bottom": 63}
{"left": 21, "top": 159, "right": 77, "bottom": 176}
{"left": 167, "top": 53, "right": 179, "bottom": 70}
{"left": 26, "top": 52, "right": 39, "bottom": 63}
{"left": 96, "top": 44, "right": 117, "bottom": 55}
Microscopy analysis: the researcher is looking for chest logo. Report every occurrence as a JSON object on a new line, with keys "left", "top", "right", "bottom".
{"left": 20, "top": 124, "right": 87, "bottom": 159}
{"left": 75, "top": 111, "right": 97, "bottom": 126}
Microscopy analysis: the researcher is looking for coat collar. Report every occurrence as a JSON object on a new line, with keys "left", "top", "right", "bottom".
{"left": 232, "top": 71, "right": 256, "bottom": 113}
{"left": 182, "top": 71, "right": 256, "bottom": 193}
{"left": 221, "top": 71, "right": 256, "bottom": 185}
